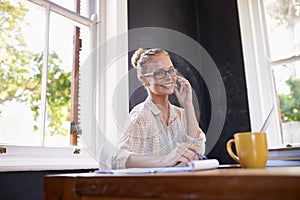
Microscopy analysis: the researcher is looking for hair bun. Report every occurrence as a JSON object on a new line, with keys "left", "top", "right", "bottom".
{"left": 131, "top": 48, "right": 145, "bottom": 68}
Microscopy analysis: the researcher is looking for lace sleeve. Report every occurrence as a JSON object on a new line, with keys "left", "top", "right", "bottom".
{"left": 185, "top": 130, "right": 206, "bottom": 154}
{"left": 179, "top": 106, "right": 206, "bottom": 154}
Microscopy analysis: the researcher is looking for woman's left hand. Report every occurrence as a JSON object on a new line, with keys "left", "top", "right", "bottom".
{"left": 174, "top": 76, "right": 193, "bottom": 108}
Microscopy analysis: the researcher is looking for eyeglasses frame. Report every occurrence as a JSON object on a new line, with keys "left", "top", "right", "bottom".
{"left": 142, "top": 68, "right": 178, "bottom": 79}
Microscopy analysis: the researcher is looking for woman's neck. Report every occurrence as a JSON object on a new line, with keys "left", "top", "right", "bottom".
{"left": 149, "top": 94, "right": 169, "bottom": 110}
{"left": 149, "top": 94, "right": 170, "bottom": 125}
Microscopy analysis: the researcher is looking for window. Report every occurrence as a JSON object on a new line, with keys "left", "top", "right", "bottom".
{"left": 262, "top": 0, "right": 300, "bottom": 145}
{"left": 237, "top": 0, "right": 300, "bottom": 148}
{"left": 0, "top": 0, "right": 129, "bottom": 171}
{"left": 0, "top": 0, "right": 99, "bottom": 171}
{"left": 0, "top": 0, "right": 94, "bottom": 147}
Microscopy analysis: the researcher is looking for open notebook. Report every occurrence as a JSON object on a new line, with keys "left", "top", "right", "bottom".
{"left": 96, "top": 159, "right": 219, "bottom": 174}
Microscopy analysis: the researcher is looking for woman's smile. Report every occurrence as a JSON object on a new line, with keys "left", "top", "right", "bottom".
{"left": 160, "top": 82, "right": 175, "bottom": 89}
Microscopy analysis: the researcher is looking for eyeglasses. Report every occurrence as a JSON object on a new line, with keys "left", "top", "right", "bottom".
{"left": 142, "top": 68, "right": 178, "bottom": 79}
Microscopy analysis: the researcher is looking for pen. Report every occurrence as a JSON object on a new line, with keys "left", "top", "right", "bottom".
{"left": 195, "top": 152, "right": 208, "bottom": 160}
{"left": 176, "top": 142, "right": 207, "bottom": 160}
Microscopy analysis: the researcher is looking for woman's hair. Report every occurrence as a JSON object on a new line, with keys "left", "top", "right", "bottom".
{"left": 131, "top": 48, "right": 169, "bottom": 74}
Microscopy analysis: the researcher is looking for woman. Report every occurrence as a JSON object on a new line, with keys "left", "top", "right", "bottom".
{"left": 110, "top": 48, "right": 206, "bottom": 169}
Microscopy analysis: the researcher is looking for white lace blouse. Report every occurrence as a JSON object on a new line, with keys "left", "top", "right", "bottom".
{"left": 107, "top": 97, "right": 206, "bottom": 169}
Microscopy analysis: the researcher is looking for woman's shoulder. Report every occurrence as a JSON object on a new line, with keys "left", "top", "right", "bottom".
{"left": 129, "top": 101, "right": 148, "bottom": 121}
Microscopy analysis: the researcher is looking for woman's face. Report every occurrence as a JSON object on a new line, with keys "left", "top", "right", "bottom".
{"left": 142, "top": 53, "right": 178, "bottom": 97}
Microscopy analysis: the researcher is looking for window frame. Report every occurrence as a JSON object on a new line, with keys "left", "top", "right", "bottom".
{"left": 0, "top": 0, "right": 101, "bottom": 171}
{"left": 30, "top": 0, "right": 95, "bottom": 145}
{"left": 236, "top": 0, "right": 300, "bottom": 148}
{"left": 0, "top": 0, "right": 129, "bottom": 172}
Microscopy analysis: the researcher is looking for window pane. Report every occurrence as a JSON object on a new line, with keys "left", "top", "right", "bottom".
{"left": 0, "top": 0, "right": 92, "bottom": 148}
{"left": 273, "top": 61, "right": 300, "bottom": 145}
{"left": 50, "top": 0, "right": 75, "bottom": 12}
{"left": 263, "top": 0, "right": 300, "bottom": 60}
{"left": 44, "top": 11, "right": 73, "bottom": 146}
{"left": 0, "top": 0, "right": 44, "bottom": 146}
{"left": 264, "top": 0, "right": 300, "bottom": 145}
{"left": 50, "top": 0, "right": 90, "bottom": 18}
{"left": 45, "top": 11, "right": 90, "bottom": 147}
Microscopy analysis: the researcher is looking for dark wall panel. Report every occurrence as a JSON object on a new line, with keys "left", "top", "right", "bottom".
{"left": 0, "top": 169, "right": 95, "bottom": 200}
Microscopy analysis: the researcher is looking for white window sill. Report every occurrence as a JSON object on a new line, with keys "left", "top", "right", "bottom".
{"left": 0, "top": 145, "right": 98, "bottom": 172}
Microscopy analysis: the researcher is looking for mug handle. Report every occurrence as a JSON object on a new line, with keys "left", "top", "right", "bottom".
{"left": 226, "top": 139, "right": 240, "bottom": 163}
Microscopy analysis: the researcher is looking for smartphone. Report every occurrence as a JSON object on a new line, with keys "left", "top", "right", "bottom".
{"left": 176, "top": 80, "right": 181, "bottom": 90}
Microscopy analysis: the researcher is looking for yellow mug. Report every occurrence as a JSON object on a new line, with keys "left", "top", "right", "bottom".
{"left": 226, "top": 132, "right": 268, "bottom": 168}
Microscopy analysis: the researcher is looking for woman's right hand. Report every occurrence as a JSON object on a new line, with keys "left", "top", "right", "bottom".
{"left": 162, "top": 142, "right": 200, "bottom": 167}
{"left": 174, "top": 76, "right": 193, "bottom": 108}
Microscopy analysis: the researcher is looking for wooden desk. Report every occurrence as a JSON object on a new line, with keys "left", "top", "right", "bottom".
{"left": 44, "top": 167, "right": 300, "bottom": 200}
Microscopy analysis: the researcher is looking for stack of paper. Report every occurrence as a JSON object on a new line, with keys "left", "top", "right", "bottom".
{"left": 96, "top": 159, "right": 219, "bottom": 174}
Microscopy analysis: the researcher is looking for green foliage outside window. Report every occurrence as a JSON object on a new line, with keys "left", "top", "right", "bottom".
{"left": 279, "top": 78, "right": 300, "bottom": 122}
{"left": 0, "top": 0, "right": 71, "bottom": 136}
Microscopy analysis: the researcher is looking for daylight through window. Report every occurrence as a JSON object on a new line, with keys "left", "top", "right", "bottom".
{"left": 263, "top": 0, "right": 300, "bottom": 145}
{"left": 0, "top": 0, "right": 93, "bottom": 147}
